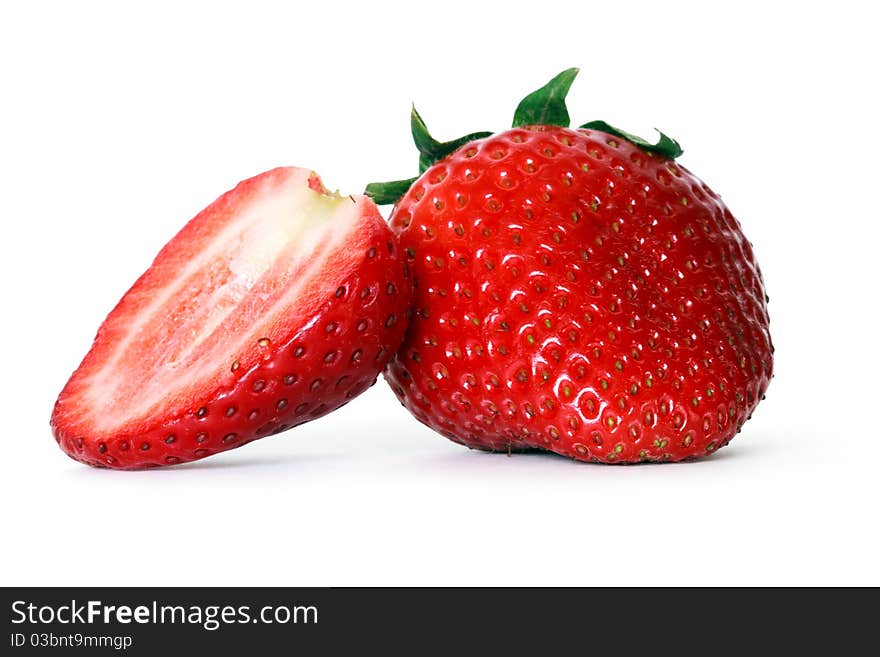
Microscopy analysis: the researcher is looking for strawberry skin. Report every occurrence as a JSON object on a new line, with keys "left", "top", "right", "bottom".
{"left": 52, "top": 167, "right": 410, "bottom": 469}
{"left": 383, "top": 125, "right": 772, "bottom": 463}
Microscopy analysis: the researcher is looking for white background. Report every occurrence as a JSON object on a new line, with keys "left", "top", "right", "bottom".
{"left": 1, "top": 1, "right": 877, "bottom": 586}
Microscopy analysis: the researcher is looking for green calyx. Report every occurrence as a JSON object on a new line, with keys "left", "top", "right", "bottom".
{"left": 364, "top": 108, "right": 491, "bottom": 204}
{"left": 411, "top": 106, "right": 492, "bottom": 175}
{"left": 365, "top": 68, "right": 683, "bottom": 205}
{"left": 363, "top": 177, "right": 418, "bottom": 206}
{"left": 512, "top": 67, "right": 579, "bottom": 128}
{"left": 579, "top": 120, "right": 683, "bottom": 159}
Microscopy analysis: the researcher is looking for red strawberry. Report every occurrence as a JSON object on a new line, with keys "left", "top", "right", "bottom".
{"left": 368, "top": 69, "right": 773, "bottom": 463}
{"left": 52, "top": 166, "right": 410, "bottom": 469}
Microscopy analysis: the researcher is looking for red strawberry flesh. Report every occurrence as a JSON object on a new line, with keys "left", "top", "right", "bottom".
{"left": 52, "top": 166, "right": 410, "bottom": 469}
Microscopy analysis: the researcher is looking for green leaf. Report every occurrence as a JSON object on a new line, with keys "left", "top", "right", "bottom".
{"left": 364, "top": 108, "right": 490, "bottom": 204}
{"left": 579, "top": 120, "right": 683, "bottom": 159}
{"left": 364, "top": 177, "right": 417, "bottom": 206}
{"left": 411, "top": 106, "right": 491, "bottom": 173}
{"left": 418, "top": 152, "right": 433, "bottom": 174}
{"left": 512, "top": 68, "right": 579, "bottom": 128}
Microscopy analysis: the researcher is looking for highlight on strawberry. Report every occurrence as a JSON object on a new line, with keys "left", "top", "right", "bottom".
{"left": 369, "top": 68, "right": 773, "bottom": 463}
{"left": 52, "top": 167, "right": 411, "bottom": 469}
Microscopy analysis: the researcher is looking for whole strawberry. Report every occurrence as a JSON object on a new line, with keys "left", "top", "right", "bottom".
{"left": 368, "top": 69, "right": 773, "bottom": 463}
{"left": 53, "top": 167, "right": 410, "bottom": 469}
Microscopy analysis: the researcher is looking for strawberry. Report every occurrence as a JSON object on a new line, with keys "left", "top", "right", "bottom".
{"left": 368, "top": 69, "right": 773, "bottom": 463}
{"left": 52, "top": 166, "right": 410, "bottom": 469}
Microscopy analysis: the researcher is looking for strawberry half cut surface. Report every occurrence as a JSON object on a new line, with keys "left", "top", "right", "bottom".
{"left": 368, "top": 70, "right": 773, "bottom": 464}
{"left": 52, "top": 167, "right": 411, "bottom": 469}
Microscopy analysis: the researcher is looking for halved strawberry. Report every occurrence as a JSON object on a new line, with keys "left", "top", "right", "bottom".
{"left": 52, "top": 166, "right": 411, "bottom": 469}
